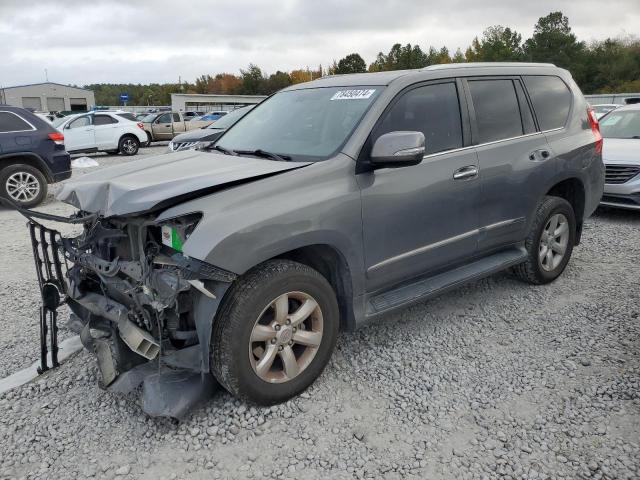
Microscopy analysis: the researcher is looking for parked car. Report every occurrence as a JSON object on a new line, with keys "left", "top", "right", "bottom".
{"left": 0, "top": 105, "right": 71, "bottom": 207}
{"left": 183, "top": 111, "right": 205, "bottom": 121}
{"left": 168, "top": 105, "right": 255, "bottom": 151}
{"left": 141, "top": 111, "right": 216, "bottom": 143}
{"left": 53, "top": 111, "right": 147, "bottom": 156}
{"left": 46, "top": 63, "right": 603, "bottom": 413}
{"left": 591, "top": 103, "right": 619, "bottom": 119}
{"left": 598, "top": 104, "right": 640, "bottom": 210}
{"left": 194, "top": 111, "right": 228, "bottom": 122}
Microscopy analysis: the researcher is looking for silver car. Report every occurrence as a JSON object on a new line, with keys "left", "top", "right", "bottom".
{"left": 599, "top": 104, "right": 640, "bottom": 210}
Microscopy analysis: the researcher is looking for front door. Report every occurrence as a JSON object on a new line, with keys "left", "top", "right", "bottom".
{"left": 358, "top": 80, "right": 481, "bottom": 292}
{"left": 152, "top": 113, "right": 174, "bottom": 140}
{"left": 64, "top": 115, "right": 95, "bottom": 151}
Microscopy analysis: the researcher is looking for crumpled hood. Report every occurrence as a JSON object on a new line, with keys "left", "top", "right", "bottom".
{"left": 602, "top": 138, "right": 640, "bottom": 166}
{"left": 57, "top": 150, "right": 311, "bottom": 217}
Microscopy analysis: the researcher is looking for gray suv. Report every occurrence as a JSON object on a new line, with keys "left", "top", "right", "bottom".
{"left": 33, "top": 63, "right": 604, "bottom": 414}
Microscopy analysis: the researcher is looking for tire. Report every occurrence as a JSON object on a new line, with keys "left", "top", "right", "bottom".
{"left": 0, "top": 164, "right": 48, "bottom": 208}
{"left": 512, "top": 195, "right": 576, "bottom": 285}
{"left": 211, "top": 259, "right": 339, "bottom": 405}
{"left": 118, "top": 135, "right": 139, "bottom": 156}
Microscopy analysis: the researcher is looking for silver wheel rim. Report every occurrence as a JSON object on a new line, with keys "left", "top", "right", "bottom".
{"left": 122, "top": 139, "right": 137, "bottom": 154}
{"left": 539, "top": 213, "right": 569, "bottom": 272}
{"left": 6, "top": 171, "right": 40, "bottom": 202}
{"left": 249, "top": 291, "right": 323, "bottom": 384}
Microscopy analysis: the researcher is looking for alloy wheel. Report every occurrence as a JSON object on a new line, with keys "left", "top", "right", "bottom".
{"left": 539, "top": 213, "right": 569, "bottom": 272}
{"left": 6, "top": 171, "right": 40, "bottom": 203}
{"left": 249, "top": 291, "right": 323, "bottom": 383}
{"left": 122, "top": 138, "right": 137, "bottom": 154}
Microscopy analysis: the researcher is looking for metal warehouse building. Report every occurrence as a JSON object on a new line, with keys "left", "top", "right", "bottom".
{"left": 0, "top": 82, "right": 95, "bottom": 112}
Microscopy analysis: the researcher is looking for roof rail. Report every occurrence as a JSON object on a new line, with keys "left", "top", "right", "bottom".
{"left": 421, "top": 62, "right": 556, "bottom": 71}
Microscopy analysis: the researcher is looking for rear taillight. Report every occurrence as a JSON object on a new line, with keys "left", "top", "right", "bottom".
{"left": 48, "top": 132, "right": 64, "bottom": 145}
{"left": 587, "top": 107, "right": 603, "bottom": 154}
{"left": 137, "top": 122, "right": 145, "bottom": 130}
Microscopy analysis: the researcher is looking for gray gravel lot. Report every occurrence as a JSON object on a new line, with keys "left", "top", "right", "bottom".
{"left": 0, "top": 147, "right": 638, "bottom": 479}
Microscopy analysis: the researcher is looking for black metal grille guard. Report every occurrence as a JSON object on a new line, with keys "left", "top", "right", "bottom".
{"left": 27, "top": 220, "right": 70, "bottom": 374}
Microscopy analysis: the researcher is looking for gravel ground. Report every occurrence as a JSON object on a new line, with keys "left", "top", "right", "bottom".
{"left": 0, "top": 150, "right": 638, "bottom": 479}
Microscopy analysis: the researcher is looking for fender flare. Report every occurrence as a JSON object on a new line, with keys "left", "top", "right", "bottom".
{"left": 0, "top": 152, "right": 53, "bottom": 181}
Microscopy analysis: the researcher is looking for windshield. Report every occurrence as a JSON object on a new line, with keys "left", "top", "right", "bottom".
{"left": 600, "top": 110, "right": 640, "bottom": 139}
{"left": 217, "top": 86, "right": 382, "bottom": 161}
{"left": 207, "top": 105, "right": 255, "bottom": 130}
{"left": 140, "top": 114, "right": 159, "bottom": 123}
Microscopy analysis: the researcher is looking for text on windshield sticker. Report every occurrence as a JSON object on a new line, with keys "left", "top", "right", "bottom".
{"left": 330, "top": 89, "right": 376, "bottom": 100}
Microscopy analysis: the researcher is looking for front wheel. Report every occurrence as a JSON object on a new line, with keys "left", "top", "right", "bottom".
{"left": 118, "top": 136, "right": 139, "bottom": 156}
{"left": 512, "top": 196, "right": 576, "bottom": 284}
{"left": 211, "top": 260, "right": 339, "bottom": 405}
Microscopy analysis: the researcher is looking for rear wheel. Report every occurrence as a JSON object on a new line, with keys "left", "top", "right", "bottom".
{"left": 0, "top": 164, "right": 47, "bottom": 208}
{"left": 211, "top": 260, "right": 339, "bottom": 405}
{"left": 118, "top": 136, "right": 139, "bottom": 156}
{"left": 513, "top": 196, "right": 576, "bottom": 284}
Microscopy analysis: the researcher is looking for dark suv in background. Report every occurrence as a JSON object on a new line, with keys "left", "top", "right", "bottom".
{"left": 0, "top": 106, "right": 71, "bottom": 207}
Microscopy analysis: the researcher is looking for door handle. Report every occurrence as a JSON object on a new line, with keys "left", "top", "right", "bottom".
{"left": 453, "top": 165, "right": 478, "bottom": 180}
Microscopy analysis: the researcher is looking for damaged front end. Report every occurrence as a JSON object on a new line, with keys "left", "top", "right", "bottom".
{"left": 28, "top": 212, "right": 236, "bottom": 418}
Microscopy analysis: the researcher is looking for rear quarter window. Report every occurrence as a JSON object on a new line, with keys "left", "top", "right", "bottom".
{"left": 523, "top": 76, "right": 572, "bottom": 131}
{"left": 0, "top": 111, "right": 34, "bottom": 133}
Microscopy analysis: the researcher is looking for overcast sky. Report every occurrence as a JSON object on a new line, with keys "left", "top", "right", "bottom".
{"left": 1, "top": 0, "right": 639, "bottom": 87}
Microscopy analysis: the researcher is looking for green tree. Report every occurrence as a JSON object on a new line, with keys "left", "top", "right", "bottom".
{"left": 523, "top": 12, "right": 586, "bottom": 83}
{"left": 368, "top": 43, "right": 428, "bottom": 71}
{"left": 238, "top": 64, "right": 266, "bottom": 95}
{"left": 465, "top": 26, "right": 523, "bottom": 61}
{"left": 335, "top": 53, "right": 367, "bottom": 74}
{"left": 264, "top": 71, "right": 292, "bottom": 93}
{"left": 452, "top": 48, "right": 466, "bottom": 63}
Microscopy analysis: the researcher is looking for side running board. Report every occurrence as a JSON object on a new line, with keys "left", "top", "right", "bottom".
{"left": 366, "top": 246, "right": 527, "bottom": 316}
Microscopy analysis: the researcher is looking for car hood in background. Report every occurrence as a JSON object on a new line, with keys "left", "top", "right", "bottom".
{"left": 602, "top": 138, "right": 640, "bottom": 165}
{"left": 172, "top": 128, "right": 225, "bottom": 143}
{"left": 57, "top": 151, "right": 311, "bottom": 217}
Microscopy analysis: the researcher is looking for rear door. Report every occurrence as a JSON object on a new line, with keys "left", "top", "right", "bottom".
{"left": 64, "top": 115, "right": 95, "bottom": 151}
{"left": 358, "top": 80, "right": 481, "bottom": 292}
{"left": 93, "top": 114, "right": 120, "bottom": 150}
{"left": 463, "top": 77, "right": 557, "bottom": 252}
{"left": 152, "top": 113, "right": 174, "bottom": 140}
{"left": 172, "top": 113, "right": 186, "bottom": 134}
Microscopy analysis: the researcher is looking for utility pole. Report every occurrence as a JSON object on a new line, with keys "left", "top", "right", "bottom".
{"left": 44, "top": 69, "right": 49, "bottom": 82}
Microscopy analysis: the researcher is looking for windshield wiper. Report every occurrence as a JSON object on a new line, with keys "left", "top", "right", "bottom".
{"left": 234, "top": 149, "right": 291, "bottom": 162}
{"left": 205, "top": 144, "right": 236, "bottom": 155}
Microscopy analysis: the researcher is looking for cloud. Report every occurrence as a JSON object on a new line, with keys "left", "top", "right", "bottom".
{"left": 0, "top": 0, "right": 639, "bottom": 86}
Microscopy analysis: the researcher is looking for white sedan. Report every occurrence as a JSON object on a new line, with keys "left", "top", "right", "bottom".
{"left": 53, "top": 112, "right": 148, "bottom": 156}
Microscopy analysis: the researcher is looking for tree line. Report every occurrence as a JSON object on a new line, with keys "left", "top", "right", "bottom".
{"left": 88, "top": 11, "right": 640, "bottom": 106}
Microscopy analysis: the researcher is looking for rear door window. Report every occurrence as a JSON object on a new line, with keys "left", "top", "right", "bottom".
{"left": 0, "top": 111, "right": 33, "bottom": 132}
{"left": 468, "top": 79, "right": 523, "bottom": 143}
{"left": 173, "top": 113, "right": 181, "bottom": 122}
{"left": 523, "top": 76, "right": 572, "bottom": 130}
{"left": 374, "top": 82, "right": 463, "bottom": 155}
{"left": 93, "top": 114, "right": 118, "bottom": 125}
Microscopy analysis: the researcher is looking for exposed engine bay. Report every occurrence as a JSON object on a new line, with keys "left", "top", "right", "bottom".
{"left": 26, "top": 209, "right": 237, "bottom": 418}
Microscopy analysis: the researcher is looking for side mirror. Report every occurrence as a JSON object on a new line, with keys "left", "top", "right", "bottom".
{"left": 370, "top": 131, "right": 425, "bottom": 168}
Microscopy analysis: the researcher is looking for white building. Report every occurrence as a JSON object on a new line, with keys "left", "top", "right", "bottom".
{"left": 0, "top": 82, "right": 95, "bottom": 112}
{"left": 171, "top": 93, "right": 266, "bottom": 112}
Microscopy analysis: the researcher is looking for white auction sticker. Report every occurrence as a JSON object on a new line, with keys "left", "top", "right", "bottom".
{"left": 330, "top": 89, "right": 376, "bottom": 100}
